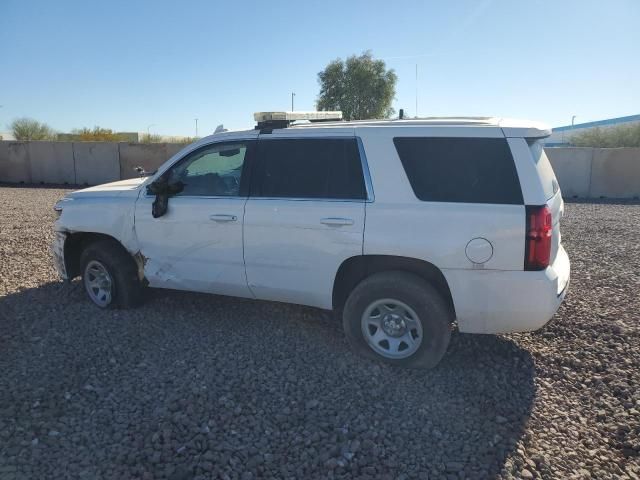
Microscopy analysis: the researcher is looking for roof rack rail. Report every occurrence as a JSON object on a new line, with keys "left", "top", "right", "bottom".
{"left": 254, "top": 111, "right": 343, "bottom": 131}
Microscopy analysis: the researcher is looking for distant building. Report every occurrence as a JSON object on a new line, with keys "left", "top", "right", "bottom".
{"left": 545, "top": 114, "right": 640, "bottom": 146}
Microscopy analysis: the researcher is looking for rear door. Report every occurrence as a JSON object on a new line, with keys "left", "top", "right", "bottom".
{"left": 243, "top": 134, "right": 369, "bottom": 309}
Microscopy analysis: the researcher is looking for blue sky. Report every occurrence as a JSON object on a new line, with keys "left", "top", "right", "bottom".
{"left": 1, "top": 0, "right": 638, "bottom": 136}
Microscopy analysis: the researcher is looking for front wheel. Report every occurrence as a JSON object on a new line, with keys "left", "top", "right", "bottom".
{"left": 80, "top": 240, "right": 143, "bottom": 309}
{"left": 342, "top": 271, "right": 452, "bottom": 369}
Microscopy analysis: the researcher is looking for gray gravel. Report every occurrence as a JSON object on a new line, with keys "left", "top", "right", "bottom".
{"left": 0, "top": 185, "right": 639, "bottom": 479}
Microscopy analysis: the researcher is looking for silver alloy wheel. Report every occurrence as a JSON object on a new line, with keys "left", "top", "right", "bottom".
{"left": 83, "top": 260, "right": 113, "bottom": 308}
{"left": 361, "top": 298, "right": 424, "bottom": 359}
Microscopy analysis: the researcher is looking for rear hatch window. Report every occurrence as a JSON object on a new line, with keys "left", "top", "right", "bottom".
{"left": 528, "top": 139, "right": 559, "bottom": 200}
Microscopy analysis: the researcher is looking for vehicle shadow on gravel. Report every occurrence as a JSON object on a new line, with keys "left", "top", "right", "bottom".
{"left": 1, "top": 281, "right": 536, "bottom": 479}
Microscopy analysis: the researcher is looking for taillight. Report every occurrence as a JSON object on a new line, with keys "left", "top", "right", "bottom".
{"left": 525, "top": 205, "right": 552, "bottom": 271}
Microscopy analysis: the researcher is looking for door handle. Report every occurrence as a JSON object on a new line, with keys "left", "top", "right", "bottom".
{"left": 209, "top": 214, "right": 237, "bottom": 222}
{"left": 320, "top": 217, "right": 354, "bottom": 226}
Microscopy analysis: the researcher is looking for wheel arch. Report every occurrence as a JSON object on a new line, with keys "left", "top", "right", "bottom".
{"left": 63, "top": 232, "right": 140, "bottom": 280}
{"left": 332, "top": 255, "right": 456, "bottom": 317}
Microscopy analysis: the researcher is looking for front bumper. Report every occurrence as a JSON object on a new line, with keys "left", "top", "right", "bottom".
{"left": 443, "top": 245, "right": 571, "bottom": 334}
{"left": 51, "top": 231, "right": 69, "bottom": 280}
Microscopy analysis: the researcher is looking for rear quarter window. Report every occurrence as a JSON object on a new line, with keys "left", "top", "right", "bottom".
{"left": 393, "top": 137, "right": 524, "bottom": 204}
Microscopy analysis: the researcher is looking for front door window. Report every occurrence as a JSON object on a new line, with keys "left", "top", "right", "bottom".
{"left": 168, "top": 143, "right": 249, "bottom": 197}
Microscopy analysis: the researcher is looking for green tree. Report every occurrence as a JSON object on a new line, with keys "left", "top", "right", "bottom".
{"left": 570, "top": 124, "right": 640, "bottom": 148}
{"left": 11, "top": 117, "right": 56, "bottom": 141}
{"left": 317, "top": 51, "right": 397, "bottom": 121}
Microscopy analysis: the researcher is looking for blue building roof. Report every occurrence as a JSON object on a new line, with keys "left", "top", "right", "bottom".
{"left": 554, "top": 114, "right": 640, "bottom": 132}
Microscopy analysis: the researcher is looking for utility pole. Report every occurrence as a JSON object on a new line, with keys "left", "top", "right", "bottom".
{"left": 569, "top": 115, "right": 577, "bottom": 145}
{"left": 194, "top": 118, "right": 198, "bottom": 137}
{"left": 291, "top": 92, "right": 295, "bottom": 112}
{"left": 415, "top": 64, "right": 418, "bottom": 118}
{"left": 147, "top": 124, "right": 156, "bottom": 136}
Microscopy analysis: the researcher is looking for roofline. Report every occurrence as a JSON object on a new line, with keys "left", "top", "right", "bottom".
{"left": 290, "top": 116, "right": 551, "bottom": 138}
{"left": 289, "top": 116, "right": 499, "bottom": 128}
{"left": 202, "top": 116, "right": 552, "bottom": 139}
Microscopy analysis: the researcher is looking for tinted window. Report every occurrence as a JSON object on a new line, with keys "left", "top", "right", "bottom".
{"left": 393, "top": 137, "right": 523, "bottom": 204}
{"left": 253, "top": 138, "right": 366, "bottom": 199}
{"left": 168, "top": 142, "right": 248, "bottom": 197}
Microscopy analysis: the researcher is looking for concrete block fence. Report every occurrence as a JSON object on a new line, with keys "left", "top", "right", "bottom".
{"left": 0, "top": 141, "right": 185, "bottom": 186}
{"left": 545, "top": 147, "right": 640, "bottom": 199}
{"left": 0, "top": 141, "right": 639, "bottom": 199}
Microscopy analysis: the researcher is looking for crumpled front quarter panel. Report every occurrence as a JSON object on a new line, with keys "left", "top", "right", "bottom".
{"left": 54, "top": 191, "right": 141, "bottom": 255}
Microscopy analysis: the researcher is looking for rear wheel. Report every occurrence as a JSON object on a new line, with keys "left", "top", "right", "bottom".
{"left": 343, "top": 271, "right": 452, "bottom": 369}
{"left": 80, "top": 240, "right": 143, "bottom": 309}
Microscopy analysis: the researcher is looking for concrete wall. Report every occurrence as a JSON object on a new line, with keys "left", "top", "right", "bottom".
{"left": 119, "top": 143, "right": 184, "bottom": 179}
{"left": 0, "top": 141, "right": 638, "bottom": 199}
{"left": 0, "top": 142, "right": 31, "bottom": 183}
{"left": 29, "top": 142, "right": 76, "bottom": 184}
{"left": 545, "top": 148, "right": 593, "bottom": 198}
{"left": 589, "top": 148, "right": 640, "bottom": 198}
{"left": 0, "top": 141, "right": 185, "bottom": 186}
{"left": 73, "top": 142, "right": 120, "bottom": 185}
{"left": 546, "top": 147, "right": 640, "bottom": 198}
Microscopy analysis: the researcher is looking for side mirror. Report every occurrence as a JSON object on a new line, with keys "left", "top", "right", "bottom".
{"left": 167, "top": 181, "right": 184, "bottom": 195}
{"left": 219, "top": 148, "right": 240, "bottom": 157}
{"left": 147, "top": 173, "right": 184, "bottom": 195}
{"left": 149, "top": 179, "right": 184, "bottom": 218}
{"left": 147, "top": 181, "right": 158, "bottom": 195}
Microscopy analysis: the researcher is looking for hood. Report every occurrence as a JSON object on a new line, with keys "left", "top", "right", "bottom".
{"left": 68, "top": 177, "right": 146, "bottom": 198}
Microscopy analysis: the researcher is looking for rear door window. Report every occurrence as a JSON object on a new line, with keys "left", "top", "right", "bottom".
{"left": 393, "top": 137, "right": 523, "bottom": 204}
{"left": 252, "top": 138, "right": 367, "bottom": 200}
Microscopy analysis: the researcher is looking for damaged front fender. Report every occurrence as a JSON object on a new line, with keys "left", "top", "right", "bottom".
{"left": 51, "top": 231, "right": 69, "bottom": 280}
{"left": 132, "top": 250, "right": 148, "bottom": 283}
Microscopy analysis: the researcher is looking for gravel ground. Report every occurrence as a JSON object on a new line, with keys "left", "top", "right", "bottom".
{"left": 0, "top": 185, "right": 638, "bottom": 480}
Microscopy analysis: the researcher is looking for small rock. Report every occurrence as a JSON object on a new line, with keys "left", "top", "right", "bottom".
{"left": 445, "top": 462, "right": 463, "bottom": 472}
{"left": 324, "top": 458, "right": 338, "bottom": 469}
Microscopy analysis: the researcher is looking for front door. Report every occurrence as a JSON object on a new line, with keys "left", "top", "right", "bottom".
{"left": 134, "top": 140, "right": 255, "bottom": 297}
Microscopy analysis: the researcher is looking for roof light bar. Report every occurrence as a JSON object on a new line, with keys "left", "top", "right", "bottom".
{"left": 254, "top": 111, "right": 343, "bottom": 123}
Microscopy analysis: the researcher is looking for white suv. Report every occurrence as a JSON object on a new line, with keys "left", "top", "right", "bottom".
{"left": 52, "top": 114, "right": 570, "bottom": 368}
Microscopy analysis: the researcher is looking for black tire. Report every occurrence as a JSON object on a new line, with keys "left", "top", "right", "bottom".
{"left": 342, "top": 271, "right": 452, "bottom": 369}
{"left": 80, "top": 239, "right": 143, "bottom": 309}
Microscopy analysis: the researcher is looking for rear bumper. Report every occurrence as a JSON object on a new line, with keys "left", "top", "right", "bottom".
{"left": 51, "top": 231, "right": 69, "bottom": 280}
{"left": 444, "top": 245, "right": 570, "bottom": 334}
